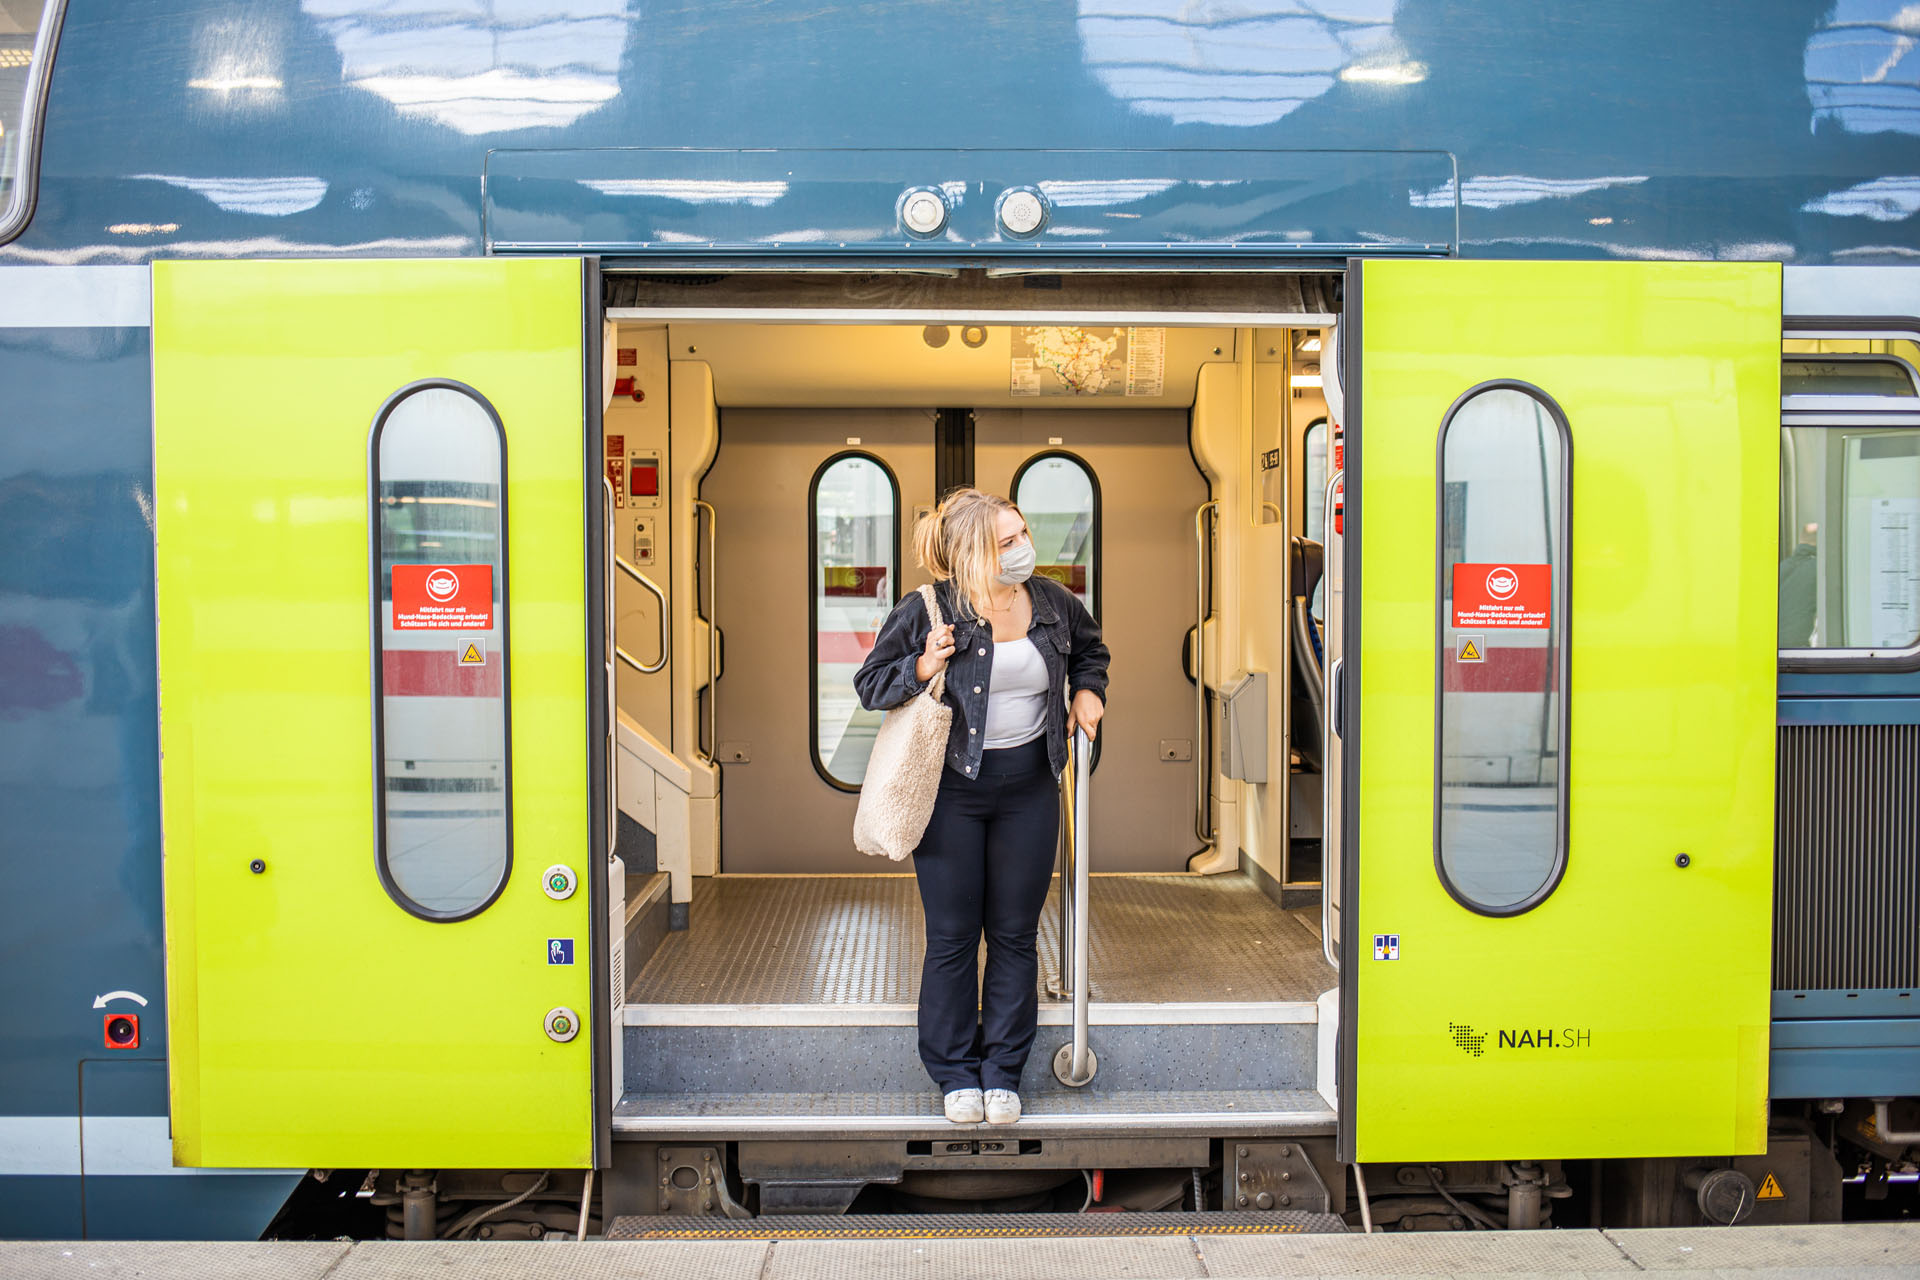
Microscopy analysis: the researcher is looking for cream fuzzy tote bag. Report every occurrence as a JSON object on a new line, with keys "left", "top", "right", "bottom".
{"left": 853, "top": 584, "right": 954, "bottom": 861}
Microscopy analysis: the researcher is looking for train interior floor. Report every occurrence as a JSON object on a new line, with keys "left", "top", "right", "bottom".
{"left": 614, "top": 873, "right": 1337, "bottom": 1137}
{"left": 626, "top": 872, "right": 1333, "bottom": 1007}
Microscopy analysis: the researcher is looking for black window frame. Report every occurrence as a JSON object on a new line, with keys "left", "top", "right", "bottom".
{"left": 808, "top": 448, "right": 902, "bottom": 792}
{"left": 1431, "top": 378, "right": 1573, "bottom": 919}
{"left": 1779, "top": 322, "right": 1920, "bottom": 672}
{"left": 1011, "top": 447, "right": 1103, "bottom": 624}
{"left": 0, "top": 0, "right": 69, "bottom": 246}
{"left": 368, "top": 378, "right": 514, "bottom": 923}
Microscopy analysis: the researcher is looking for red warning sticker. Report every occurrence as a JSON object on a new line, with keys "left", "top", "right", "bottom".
{"left": 1452, "top": 563, "right": 1550, "bottom": 629}
{"left": 393, "top": 564, "right": 494, "bottom": 631}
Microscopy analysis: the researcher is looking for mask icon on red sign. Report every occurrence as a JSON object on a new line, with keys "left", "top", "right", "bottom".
{"left": 425, "top": 568, "right": 461, "bottom": 602}
{"left": 1484, "top": 567, "right": 1519, "bottom": 600}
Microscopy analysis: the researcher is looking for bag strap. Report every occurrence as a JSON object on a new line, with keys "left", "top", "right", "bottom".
{"left": 918, "top": 583, "right": 946, "bottom": 699}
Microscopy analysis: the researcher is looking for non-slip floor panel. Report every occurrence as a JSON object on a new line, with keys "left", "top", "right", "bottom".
{"left": 616, "top": 1087, "right": 1330, "bottom": 1120}
{"left": 627, "top": 874, "right": 1332, "bottom": 1006}
{"left": 612, "top": 1088, "right": 1336, "bottom": 1138}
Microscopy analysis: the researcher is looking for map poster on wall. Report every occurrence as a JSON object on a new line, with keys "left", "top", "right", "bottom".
{"left": 1864, "top": 496, "right": 1919, "bottom": 647}
{"left": 1010, "top": 326, "right": 1166, "bottom": 397}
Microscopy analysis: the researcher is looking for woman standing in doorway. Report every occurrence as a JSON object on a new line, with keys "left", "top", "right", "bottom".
{"left": 855, "top": 489, "right": 1110, "bottom": 1125}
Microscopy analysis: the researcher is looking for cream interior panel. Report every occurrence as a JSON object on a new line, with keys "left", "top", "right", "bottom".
{"left": 669, "top": 323, "right": 1234, "bottom": 409}
{"left": 975, "top": 407, "right": 1206, "bottom": 872}
{"left": 703, "top": 408, "right": 937, "bottom": 873}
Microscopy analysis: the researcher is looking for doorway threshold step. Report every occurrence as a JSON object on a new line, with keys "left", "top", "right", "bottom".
{"left": 612, "top": 1088, "right": 1335, "bottom": 1139}
{"left": 624, "top": 1000, "right": 1317, "bottom": 1027}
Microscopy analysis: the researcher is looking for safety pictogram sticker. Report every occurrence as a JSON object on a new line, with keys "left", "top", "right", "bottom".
{"left": 393, "top": 564, "right": 494, "bottom": 631}
{"left": 1372, "top": 933, "right": 1400, "bottom": 961}
{"left": 458, "top": 639, "right": 486, "bottom": 666}
{"left": 1756, "top": 1171, "right": 1785, "bottom": 1200}
{"left": 1452, "top": 563, "right": 1550, "bottom": 629}
{"left": 1457, "top": 634, "right": 1484, "bottom": 663}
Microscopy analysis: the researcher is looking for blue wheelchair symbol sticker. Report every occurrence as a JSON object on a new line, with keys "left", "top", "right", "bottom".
{"left": 548, "top": 938, "right": 574, "bottom": 966}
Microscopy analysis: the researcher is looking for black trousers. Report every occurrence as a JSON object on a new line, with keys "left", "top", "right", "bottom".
{"left": 910, "top": 736, "right": 1059, "bottom": 1093}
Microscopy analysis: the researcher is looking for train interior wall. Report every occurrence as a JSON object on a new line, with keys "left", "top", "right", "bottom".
{"left": 602, "top": 319, "right": 1332, "bottom": 899}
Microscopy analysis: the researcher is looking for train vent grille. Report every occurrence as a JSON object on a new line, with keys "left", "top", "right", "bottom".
{"left": 1774, "top": 724, "right": 1920, "bottom": 993}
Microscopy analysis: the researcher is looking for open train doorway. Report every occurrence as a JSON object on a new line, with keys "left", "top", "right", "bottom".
{"left": 599, "top": 278, "right": 1347, "bottom": 1190}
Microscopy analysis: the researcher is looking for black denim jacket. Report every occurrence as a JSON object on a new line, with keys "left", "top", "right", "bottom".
{"left": 853, "top": 575, "right": 1110, "bottom": 780}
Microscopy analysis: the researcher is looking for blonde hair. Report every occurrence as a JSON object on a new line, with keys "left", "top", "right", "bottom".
{"left": 913, "top": 488, "right": 1026, "bottom": 621}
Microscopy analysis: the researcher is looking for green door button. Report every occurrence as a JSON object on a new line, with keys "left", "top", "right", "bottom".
{"left": 542, "top": 864, "right": 577, "bottom": 901}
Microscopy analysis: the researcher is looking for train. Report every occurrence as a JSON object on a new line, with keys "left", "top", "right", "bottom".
{"left": 1, "top": 0, "right": 1916, "bottom": 1242}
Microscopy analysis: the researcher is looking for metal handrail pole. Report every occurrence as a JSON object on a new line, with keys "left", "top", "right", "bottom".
{"left": 602, "top": 481, "right": 619, "bottom": 861}
{"left": 1070, "top": 726, "right": 1093, "bottom": 1081}
{"left": 1320, "top": 473, "right": 1343, "bottom": 971}
{"left": 1055, "top": 736, "right": 1078, "bottom": 998}
{"left": 694, "top": 499, "right": 718, "bottom": 763}
{"left": 1193, "top": 501, "right": 1218, "bottom": 845}
{"left": 613, "top": 554, "right": 669, "bottom": 674}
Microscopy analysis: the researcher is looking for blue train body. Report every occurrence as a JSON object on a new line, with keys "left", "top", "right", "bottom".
{"left": 2, "top": 0, "right": 1916, "bottom": 1239}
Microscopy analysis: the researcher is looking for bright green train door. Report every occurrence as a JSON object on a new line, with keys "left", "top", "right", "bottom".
{"left": 153, "top": 259, "right": 604, "bottom": 1169}
{"left": 1338, "top": 260, "right": 1781, "bottom": 1162}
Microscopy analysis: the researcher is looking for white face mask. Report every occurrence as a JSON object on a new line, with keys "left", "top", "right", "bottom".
{"left": 995, "top": 539, "right": 1036, "bottom": 586}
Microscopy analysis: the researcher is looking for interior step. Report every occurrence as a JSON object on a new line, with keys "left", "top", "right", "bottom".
{"left": 612, "top": 1088, "right": 1336, "bottom": 1140}
{"left": 622, "top": 1004, "right": 1319, "bottom": 1097}
{"left": 623, "top": 870, "right": 671, "bottom": 974}
{"left": 607, "top": 1208, "right": 1346, "bottom": 1238}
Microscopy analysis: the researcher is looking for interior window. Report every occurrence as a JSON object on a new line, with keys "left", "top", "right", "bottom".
{"left": 1779, "top": 425, "right": 1920, "bottom": 652}
{"left": 1781, "top": 333, "right": 1920, "bottom": 660}
{"left": 0, "top": 1, "right": 60, "bottom": 242}
{"left": 371, "top": 384, "right": 510, "bottom": 921}
{"left": 1013, "top": 451, "right": 1098, "bottom": 617}
{"left": 813, "top": 453, "right": 898, "bottom": 788}
{"left": 1302, "top": 419, "right": 1328, "bottom": 543}
{"left": 1436, "top": 383, "right": 1570, "bottom": 916}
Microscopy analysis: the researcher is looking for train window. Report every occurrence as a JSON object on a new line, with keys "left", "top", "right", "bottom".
{"left": 370, "top": 383, "right": 511, "bottom": 921}
{"left": 1783, "top": 336, "right": 1920, "bottom": 398}
{"left": 1435, "top": 382, "right": 1570, "bottom": 916}
{"left": 1302, "top": 419, "right": 1328, "bottom": 544}
{"left": 1302, "top": 418, "right": 1329, "bottom": 622}
{"left": 812, "top": 452, "right": 900, "bottom": 789}
{"left": 1013, "top": 451, "right": 1098, "bottom": 617}
{"left": 1781, "top": 333, "right": 1920, "bottom": 666}
{"left": 0, "top": 1, "right": 63, "bottom": 244}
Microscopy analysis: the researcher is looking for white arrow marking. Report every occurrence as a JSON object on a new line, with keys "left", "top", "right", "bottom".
{"left": 92, "top": 991, "right": 149, "bottom": 1009}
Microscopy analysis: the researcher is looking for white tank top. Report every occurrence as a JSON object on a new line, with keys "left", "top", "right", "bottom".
{"left": 982, "top": 637, "right": 1050, "bottom": 749}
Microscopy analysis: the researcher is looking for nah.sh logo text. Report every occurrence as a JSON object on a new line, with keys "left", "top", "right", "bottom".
{"left": 1498, "top": 1027, "right": 1591, "bottom": 1049}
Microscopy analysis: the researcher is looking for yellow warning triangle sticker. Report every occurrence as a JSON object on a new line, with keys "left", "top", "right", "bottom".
{"left": 1459, "top": 638, "right": 1482, "bottom": 662}
{"left": 1756, "top": 1172, "right": 1784, "bottom": 1200}
{"left": 460, "top": 643, "right": 483, "bottom": 665}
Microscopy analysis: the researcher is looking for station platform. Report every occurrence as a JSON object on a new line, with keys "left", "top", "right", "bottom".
{"left": 9, "top": 1223, "right": 1917, "bottom": 1279}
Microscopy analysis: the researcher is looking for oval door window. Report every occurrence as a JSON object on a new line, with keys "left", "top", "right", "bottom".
{"left": 813, "top": 453, "right": 899, "bottom": 788}
{"left": 371, "top": 382, "right": 511, "bottom": 920}
{"left": 1436, "top": 383, "right": 1570, "bottom": 915}
{"left": 1013, "top": 452, "right": 1098, "bottom": 617}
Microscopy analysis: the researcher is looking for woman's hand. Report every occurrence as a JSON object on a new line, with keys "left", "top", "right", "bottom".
{"left": 1071, "top": 689, "right": 1104, "bottom": 742}
{"left": 915, "top": 622, "right": 956, "bottom": 683}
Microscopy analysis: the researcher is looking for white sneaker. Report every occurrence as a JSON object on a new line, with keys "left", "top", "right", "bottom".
{"left": 984, "top": 1089, "right": 1021, "bottom": 1125}
{"left": 943, "top": 1088, "right": 984, "bottom": 1123}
